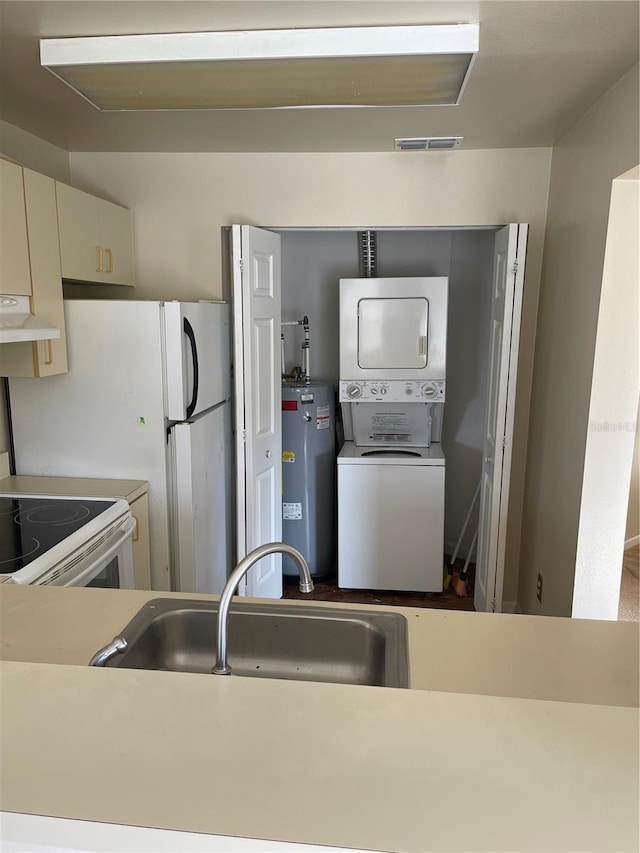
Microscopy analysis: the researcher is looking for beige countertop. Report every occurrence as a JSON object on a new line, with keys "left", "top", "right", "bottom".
{"left": 0, "top": 586, "right": 638, "bottom": 851}
{"left": 0, "top": 585, "right": 637, "bottom": 705}
{"left": 0, "top": 474, "right": 148, "bottom": 503}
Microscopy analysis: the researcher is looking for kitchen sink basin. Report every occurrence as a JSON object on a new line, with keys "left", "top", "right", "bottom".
{"left": 98, "top": 598, "right": 409, "bottom": 688}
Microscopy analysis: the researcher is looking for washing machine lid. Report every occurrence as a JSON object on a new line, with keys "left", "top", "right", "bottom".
{"left": 338, "top": 441, "right": 445, "bottom": 465}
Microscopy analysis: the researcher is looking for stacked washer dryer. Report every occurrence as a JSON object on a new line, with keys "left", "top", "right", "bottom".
{"left": 338, "top": 276, "right": 448, "bottom": 592}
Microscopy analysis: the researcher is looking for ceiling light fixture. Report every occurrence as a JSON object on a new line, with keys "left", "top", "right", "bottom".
{"left": 395, "top": 137, "right": 463, "bottom": 151}
{"left": 40, "top": 24, "right": 479, "bottom": 111}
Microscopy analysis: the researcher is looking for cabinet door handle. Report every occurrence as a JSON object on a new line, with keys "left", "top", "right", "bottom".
{"left": 37, "top": 339, "right": 54, "bottom": 367}
{"left": 132, "top": 515, "right": 139, "bottom": 542}
{"left": 105, "top": 248, "right": 113, "bottom": 273}
{"left": 95, "top": 247, "right": 103, "bottom": 272}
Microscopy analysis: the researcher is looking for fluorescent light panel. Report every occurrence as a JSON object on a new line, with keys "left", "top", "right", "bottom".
{"left": 40, "top": 25, "right": 479, "bottom": 111}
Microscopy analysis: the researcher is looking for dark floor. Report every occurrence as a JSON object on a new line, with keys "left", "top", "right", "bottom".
{"left": 284, "top": 556, "right": 476, "bottom": 611}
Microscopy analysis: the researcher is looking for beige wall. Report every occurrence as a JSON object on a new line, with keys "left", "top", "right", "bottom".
{"left": 69, "top": 148, "right": 552, "bottom": 602}
{"left": 574, "top": 167, "right": 639, "bottom": 619}
{"left": 67, "top": 148, "right": 552, "bottom": 299}
{"left": 0, "top": 120, "right": 70, "bottom": 183}
{"left": 0, "top": 121, "right": 71, "bottom": 459}
{"left": 519, "top": 65, "right": 640, "bottom": 617}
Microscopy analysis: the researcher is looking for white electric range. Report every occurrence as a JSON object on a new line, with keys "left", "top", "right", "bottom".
{"left": 0, "top": 493, "right": 135, "bottom": 588}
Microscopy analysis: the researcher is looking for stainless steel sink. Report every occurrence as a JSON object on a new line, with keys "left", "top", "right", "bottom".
{"left": 98, "top": 598, "right": 409, "bottom": 688}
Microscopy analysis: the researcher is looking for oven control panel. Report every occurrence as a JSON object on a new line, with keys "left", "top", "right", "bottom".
{"left": 339, "top": 380, "right": 445, "bottom": 403}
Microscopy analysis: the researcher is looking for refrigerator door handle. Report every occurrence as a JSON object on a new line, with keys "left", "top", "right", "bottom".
{"left": 184, "top": 316, "right": 199, "bottom": 419}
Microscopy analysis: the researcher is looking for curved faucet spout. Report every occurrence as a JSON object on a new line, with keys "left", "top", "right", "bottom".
{"left": 212, "top": 543, "right": 314, "bottom": 676}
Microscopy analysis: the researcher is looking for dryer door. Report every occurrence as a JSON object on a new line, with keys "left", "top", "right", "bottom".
{"left": 358, "top": 297, "right": 428, "bottom": 369}
{"left": 339, "top": 276, "right": 447, "bottom": 381}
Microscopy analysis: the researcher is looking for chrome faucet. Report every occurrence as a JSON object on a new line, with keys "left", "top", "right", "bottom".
{"left": 212, "top": 542, "right": 314, "bottom": 675}
{"left": 89, "top": 636, "right": 128, "bottom": 667}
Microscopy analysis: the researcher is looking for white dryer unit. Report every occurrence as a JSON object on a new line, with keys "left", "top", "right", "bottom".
{"left": 339, "top": 276, "right": 448, "bottom": 388}
{"left": 337, "top": 442, "right": 444, "bottom": 592}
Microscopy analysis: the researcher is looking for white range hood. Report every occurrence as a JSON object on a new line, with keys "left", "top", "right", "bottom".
{"left": 0, "top": 296, "right": 61, "bottom": 344}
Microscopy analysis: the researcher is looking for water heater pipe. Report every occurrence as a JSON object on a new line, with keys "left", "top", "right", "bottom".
{"left": 281, "top": 316, "right": 311, "bottom": 384}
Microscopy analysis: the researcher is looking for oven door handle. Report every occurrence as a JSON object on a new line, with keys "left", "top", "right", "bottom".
{"left": 60, "top": 517, "right": 136, "bottom": 587}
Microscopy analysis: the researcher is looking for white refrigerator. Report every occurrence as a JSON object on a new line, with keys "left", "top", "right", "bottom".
{"left": 9, "top": 299, "right": 233, "bottom": 594}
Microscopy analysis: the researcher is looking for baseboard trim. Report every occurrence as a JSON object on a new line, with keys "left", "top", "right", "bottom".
{"left": 624, "top": 535, "right": 640, "bottom": 550}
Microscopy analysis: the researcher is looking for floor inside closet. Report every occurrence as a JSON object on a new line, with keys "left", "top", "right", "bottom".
{"left": 283, "top": 555, "right": 476, "bottom": 612}
{"left": 284, "top": 545, "right": 639, "bottom": 618}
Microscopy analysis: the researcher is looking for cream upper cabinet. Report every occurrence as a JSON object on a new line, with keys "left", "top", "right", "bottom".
{"left": 1, "top": 167, "right": 68, "bottom": 377}
{"left": 98, "top": 196, "right": 136, "bottom": 286}
{"left": 0, "top": 159, "right": 32, "bottom": 296}
{"left": 55, "top": 182, "right": 100, "bottom": 282}
{"left": 56, "top": 182, "right": 135, "bottom": 286}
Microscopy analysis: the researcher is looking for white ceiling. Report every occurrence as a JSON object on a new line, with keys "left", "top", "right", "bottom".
{"left": 0, "top": 0, "right": 638, "bottom": 153}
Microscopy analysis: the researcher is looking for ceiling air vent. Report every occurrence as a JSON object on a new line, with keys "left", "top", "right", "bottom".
{"left": 394, "top": 137, "right": 463, "bottom": 151}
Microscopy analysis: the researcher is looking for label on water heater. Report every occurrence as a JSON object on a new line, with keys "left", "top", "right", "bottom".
{"left": 283, "top": 502, "right": 303, "bottom": 520}
{"left": 282, "top": 451, "right": 295, "bottom": 463}
{"left": 316, "top": 405, "right": 330, "bottom": 430}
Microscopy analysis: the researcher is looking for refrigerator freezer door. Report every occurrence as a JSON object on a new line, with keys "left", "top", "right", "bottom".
{"left": 163, "top": 302, "right": 231, "bottom": 422}
{"left": 168, "top": 403, "right": 232, "bottom": 594}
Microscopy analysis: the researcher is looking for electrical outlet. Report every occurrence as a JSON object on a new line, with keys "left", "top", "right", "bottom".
{"left": 536, "top": 573, "right": 544, "bottom": 603}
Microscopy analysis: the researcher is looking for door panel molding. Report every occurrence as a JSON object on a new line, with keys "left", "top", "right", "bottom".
{"left": 475, "top": 223, "right": 528, "bottom": 612}
{"left": 232, "top": 225, "right": 282, "bottom": 599}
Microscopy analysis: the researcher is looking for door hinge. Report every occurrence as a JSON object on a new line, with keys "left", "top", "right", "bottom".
{"left": 502, "top": 436, "right": 507, "bottom": 448}
{"left": 511, "top": 259, "right": 519, "bottom": 274}
{"left": 242, "top": 429, "right": 247, "bottom": 443}
{"left": 238, "top": 258, "right": 245, "bottom": 272}
{"left": 491, "top": 598, "right": 497, "bottom": 612}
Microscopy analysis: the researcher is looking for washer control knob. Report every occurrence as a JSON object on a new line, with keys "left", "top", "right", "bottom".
{"left": 423, "top": 383, "right": 438, "bottom": 398}
{"left": 347, "top": 383, "right": 362, "bottom": 399}
{"left": 371, "top": 386, "right": 379, "bottom": 395}
{"left": 405, "top": 385, "right": 414, "bottom": 396}
{"left": 380, "top": 386, "right": 387, "bottom": 396}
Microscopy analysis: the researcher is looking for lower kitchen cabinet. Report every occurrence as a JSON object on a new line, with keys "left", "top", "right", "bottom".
{"left": 129, "top": 492, "right": 151, "bottom": 590}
